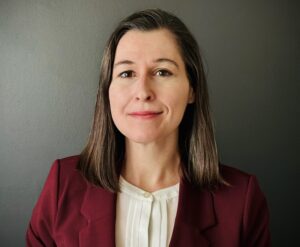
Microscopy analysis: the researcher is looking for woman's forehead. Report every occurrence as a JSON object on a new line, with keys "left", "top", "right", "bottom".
{"left": 114, "top": 29, "right": 184, "bottom": 66}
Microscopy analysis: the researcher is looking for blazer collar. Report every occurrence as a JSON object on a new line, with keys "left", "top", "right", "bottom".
{"left": 79, "top": 178, "right": 217, "bottom": 247}
{"left": 169, "top": 179, "right": 217, "bottom": 246}
{"left": 79, "top": 182, "right": 117, "bottom": 247}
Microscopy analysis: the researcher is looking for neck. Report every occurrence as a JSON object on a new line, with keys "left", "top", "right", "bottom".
{"left": 121, "top": 133, "right": 181, "bottom": 192}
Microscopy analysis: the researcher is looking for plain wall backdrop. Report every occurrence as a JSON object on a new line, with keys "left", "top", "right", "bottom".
{"left": 0, "top": 0, "right": 299, "bottom": 246}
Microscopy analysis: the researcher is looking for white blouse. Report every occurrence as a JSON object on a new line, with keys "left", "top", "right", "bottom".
{"left": 115, "top": 176, "right": 179, "bottom": 247}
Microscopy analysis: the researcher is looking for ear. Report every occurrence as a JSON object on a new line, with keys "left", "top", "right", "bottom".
{"left": 188, "top": 87, "right": 195, "bottom": 104}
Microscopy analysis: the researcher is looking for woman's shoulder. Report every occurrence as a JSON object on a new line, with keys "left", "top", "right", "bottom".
{"left": 47, "top": 155, "right": 86, "bottom": 189}
{"left": 50, "top": 154, "right": 80, "bottom": 175}
{"left": 216, "top": 164, "right": 266, "bottom": 202}
{"left": 50, "top": 154, "right": 80, "bottom": 173}
{"left": 219, "top": 163, "right": 255, "bottom": 187}
{"left": 55, "top": 154, "right": 80, "bottom": 169}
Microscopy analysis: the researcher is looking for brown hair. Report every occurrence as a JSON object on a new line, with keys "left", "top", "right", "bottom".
{"left": 77, "top": 8, "right": 225, "bottom": 192}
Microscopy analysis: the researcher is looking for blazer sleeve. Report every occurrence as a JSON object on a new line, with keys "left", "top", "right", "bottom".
{"left": 26, "top": 160, "right": 60, "bottom": 247}
{"left": 242, "top": 175, "right": 271, "bottom": 247}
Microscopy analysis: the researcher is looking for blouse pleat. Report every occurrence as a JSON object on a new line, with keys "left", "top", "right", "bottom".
{"left": 116, "top": 176, "right": 179, "bottom": 247}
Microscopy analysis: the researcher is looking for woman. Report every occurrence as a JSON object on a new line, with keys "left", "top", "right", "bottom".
{"left": 26, "top": 9, "right": 271, "bottom": 247}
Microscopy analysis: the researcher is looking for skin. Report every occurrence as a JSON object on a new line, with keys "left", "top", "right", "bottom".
{"left": 109, "top": 28, "right": 194, "bottom": 192}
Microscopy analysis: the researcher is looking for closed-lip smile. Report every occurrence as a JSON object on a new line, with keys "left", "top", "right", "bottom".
{"left": 128, "top": 111, "right": 163, "bottom": 119}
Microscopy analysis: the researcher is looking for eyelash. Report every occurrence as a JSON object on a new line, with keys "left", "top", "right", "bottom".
{"left": 118, "top": 69, "right": 173, "bottom": 78}
{"left": 119, "top": 70, "right": 135, "bottom": 78}
{"left": 155, "top": 69, "right": 172, "bottom": 77}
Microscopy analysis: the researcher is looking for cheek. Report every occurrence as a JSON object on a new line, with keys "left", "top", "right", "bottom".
{"left": 109, "top": 85, "right": 129, "bottom": 118}
{"left": 164, "top": 86, "right": 190, "bottom": 112}
{"left": 167, "top": 93, "right": 190, "bottom": 129}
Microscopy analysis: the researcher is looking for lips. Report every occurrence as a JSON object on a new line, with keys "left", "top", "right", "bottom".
{"left": 128, "top": 111, "right": 163, "bottom": 119}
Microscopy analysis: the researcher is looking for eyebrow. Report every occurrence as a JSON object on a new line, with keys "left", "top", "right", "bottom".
{"left": 113, "top": 60, "right": 134, "bottom": 68}
{"left": 155, "top": 58, "right": 179, "bottom": 68}
{"left": 113, "top": 58, "right": 179, "bottom": 68}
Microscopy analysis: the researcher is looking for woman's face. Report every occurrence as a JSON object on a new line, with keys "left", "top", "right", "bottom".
{"left": 109, "top": 28, "right": 194, "bottom": 144}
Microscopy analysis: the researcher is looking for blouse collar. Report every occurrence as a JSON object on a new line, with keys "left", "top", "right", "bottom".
{"left": 119, "top": 176, "right": 179, "bottom": 201}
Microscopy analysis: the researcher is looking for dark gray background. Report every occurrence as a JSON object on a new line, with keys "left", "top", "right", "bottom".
{"left": 0, "top": 0, "right": 299, "bottom": 246}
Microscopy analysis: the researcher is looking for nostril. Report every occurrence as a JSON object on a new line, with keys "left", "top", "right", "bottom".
{"left": 135, "top": 92, "right": 154, "bottom": 101}
{"left": 135, "top": 95, "right": 152, "bottom": 101}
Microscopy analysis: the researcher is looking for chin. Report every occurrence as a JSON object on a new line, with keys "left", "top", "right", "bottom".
{"left": 124, "top": 132, "right": 161, "bottom": 144}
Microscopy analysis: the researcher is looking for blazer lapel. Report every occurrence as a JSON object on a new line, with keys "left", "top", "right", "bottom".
{"left": 169, "top": 179, "right": 217, "bottom": 247}
{"left": 78, "top": 178, "right": 217, "bottom": 247}
{"left": 79, "top": 182, "right": 117, "bottom": 247}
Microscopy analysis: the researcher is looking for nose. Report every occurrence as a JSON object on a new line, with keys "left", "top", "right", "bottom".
{"left": 134, "top": 75, "right": 155, "bottom": 101}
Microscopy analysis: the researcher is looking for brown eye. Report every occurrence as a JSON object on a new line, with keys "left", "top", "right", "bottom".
{"left": 156, "top": 69, "right": 172, "bottom": 77}
{"left": 119, "top": 70, "right": 134, "bottom": 78}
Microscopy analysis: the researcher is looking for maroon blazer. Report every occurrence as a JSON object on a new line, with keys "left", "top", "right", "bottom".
{"left": 26, "top": 155, "right": 271, "bottom": 246}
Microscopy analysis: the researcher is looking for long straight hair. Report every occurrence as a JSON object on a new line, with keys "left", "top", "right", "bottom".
{"left": 77, "top": 9, "right": 225, "bottom": 192}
